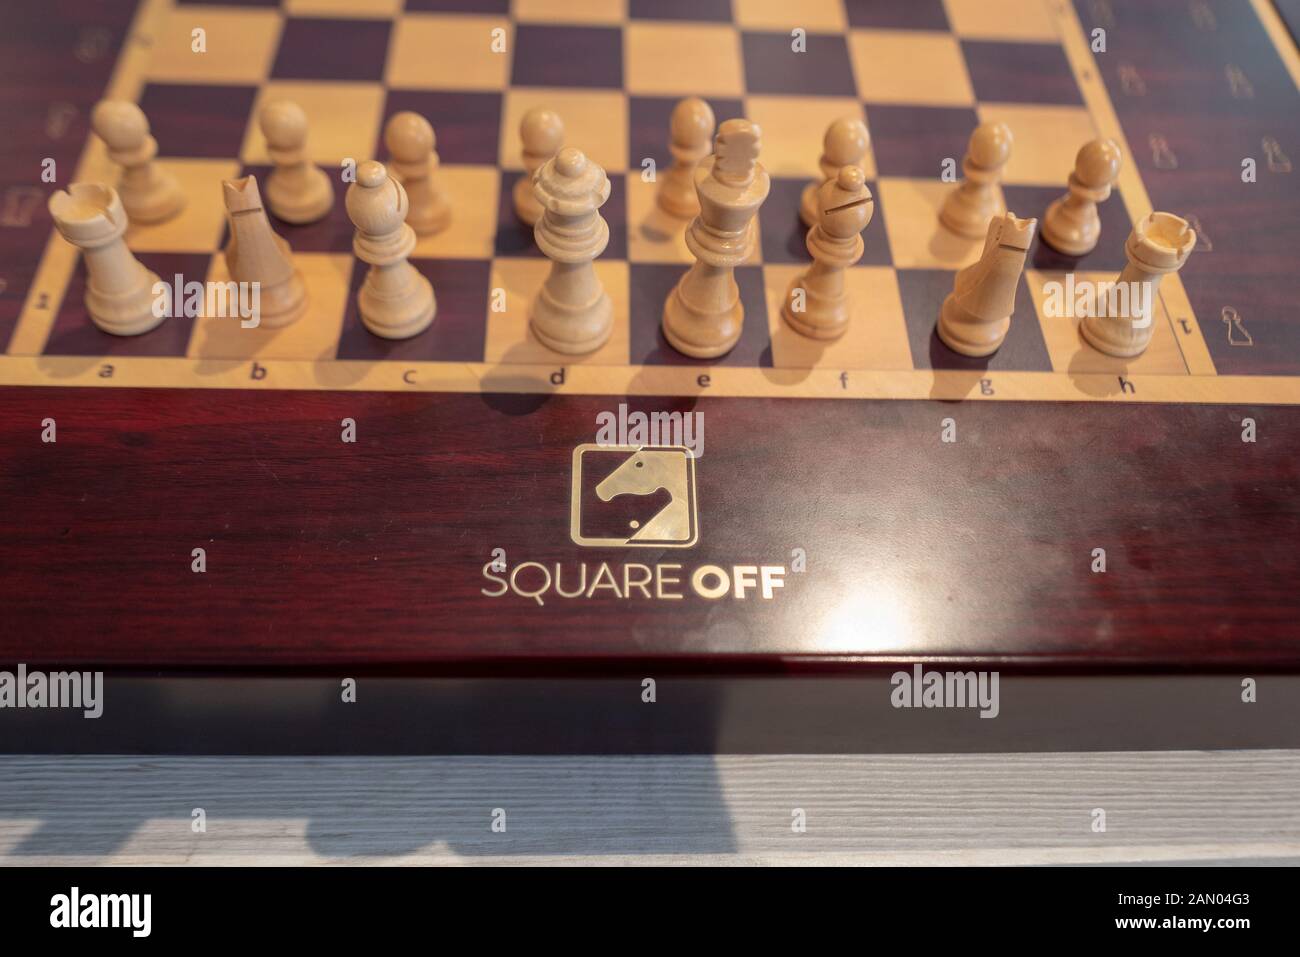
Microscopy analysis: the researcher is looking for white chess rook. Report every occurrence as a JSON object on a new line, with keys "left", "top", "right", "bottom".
{"left": 784, "top": 165, "right": 874, "bottom": 340}
{"left": 48, "top": 183, "right": 164, "bottom": 336}
{"left": 347, "top": 160, "right": 435, "bottom": 340}
{"left": 1081, "top": 211, "right": 1194, "bottom": 358}
{"left": 662, "top": 118, "right": 769, "bottom": 359}
{"left": 530, "top": 147, "right": 613, "bottom": 355}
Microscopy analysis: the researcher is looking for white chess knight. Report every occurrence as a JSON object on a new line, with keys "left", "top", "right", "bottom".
{"left": 662, "top": 118, "right": 769, "bottom": 359}
{"left": 529, "top": 146, "right": 613, "bottom": 355}
{"left": 937, "top": 211, "right": 1037, "bottom": 357}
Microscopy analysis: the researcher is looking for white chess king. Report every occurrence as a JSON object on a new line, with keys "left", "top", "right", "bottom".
{"left": 662, "top": 118, "right": 769, "bottom": 359}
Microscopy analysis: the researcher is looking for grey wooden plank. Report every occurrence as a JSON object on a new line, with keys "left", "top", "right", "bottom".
{"left": 1, "top": 751, "right": 1297, "bottom": 864}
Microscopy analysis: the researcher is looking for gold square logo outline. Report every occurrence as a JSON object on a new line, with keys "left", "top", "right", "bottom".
{"left": 570, "top": 444, "right": 699, "bottom": 548}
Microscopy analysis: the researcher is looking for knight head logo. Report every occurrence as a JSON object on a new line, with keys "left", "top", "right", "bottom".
{"left": 570, "top": 444, "right": 698, "bottom": 547}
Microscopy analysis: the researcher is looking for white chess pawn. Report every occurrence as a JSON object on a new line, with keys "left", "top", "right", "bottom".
{"left": 346, "top": 160, "right": 435, "bottom": 339}
{"left": 938, "top": 211, "right": 1037, "bottom": 356}
{"left": 1081, "top": 211, "right": 1194, "bottom": 358}
{"left": 656, "top": 97, "right": 715, "bottom": 220}
{"left": 800, "top": 117, "right": 869, "bottom": 228}
{"left": 514, "top": 108, "right": 564, "bottom": 227}
{"left": 223, "top": 175, "right": 308, "bottom": 329}
{"left": 48, "top": 183, "right": 164, "bottom": 336}
{"left": 939, "top": 121, "right": 1012, "bottom": 239}
{"left": 662, "top": 118, "right": 770, "bottom": 359}
{"left": 259, "top": 100, "right": 333, "bottom": 225}
{"left": 1042, "top": 138, "right": 1122, "bottom": 256}
{"left": 529, "top": 147, "right": 613, "bottom": 355}
{"left": 385, "top": 111, "right": 451, "bottom": 236}
{"left": 90, "top": 100, "right": 185, "bottom": 225}
{"left": 783, "top": 166, "right": 874, "bottom": 340}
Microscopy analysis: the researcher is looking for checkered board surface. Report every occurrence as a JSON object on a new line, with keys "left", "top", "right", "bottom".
{"left": 6, "top": 0, "right": 1293, "bottom": 404}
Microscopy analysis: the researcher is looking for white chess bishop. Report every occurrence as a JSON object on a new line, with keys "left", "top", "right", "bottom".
{"left": 346, "top": 160, "right": 435, "bottom": 339}
{"left": 529, "top": 147, "right": 613, "bottom": 355}
{"left": 783, "top": 165, "right": 874, "bottom": 340}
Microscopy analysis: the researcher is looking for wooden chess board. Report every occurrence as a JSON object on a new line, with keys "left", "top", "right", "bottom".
{"left": 4, "top": 0, "right": 1300, "bottom": 405}
{"left": 2, "top": 0, "right": 1299, "bottom": 754}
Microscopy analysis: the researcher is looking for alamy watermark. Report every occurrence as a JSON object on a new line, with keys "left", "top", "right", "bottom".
{"left": 152, "top": 274, "right": 262, "bottom": 328}
{"left": 595, "top": 402, "right": 704, "bottom": 458}
{"left": 0, "top": 664, "right": 103, "bottom": 718}
{"left": 890, "top": 664, "right": 1000, "bottom": 718}
{"left": 1042, "top": 275, "right": 1152, "bottom": 329}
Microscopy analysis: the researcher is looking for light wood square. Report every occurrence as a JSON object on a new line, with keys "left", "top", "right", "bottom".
{"left": 241, "top": 82, "right": 384, "bottom": 165}
{"left": 876, "top": 177, "right": 993, "bottom": 270}
{"left": 285, "top": 0, "right": 404, "bottom": 16}
{"left": 625, "top": 23, "right": 745, "bottom": 97}
{"left": 408, "top": 165, "right": 499, "bottom": 260}
{"left": 735, "top": 0, "right": 846, "bottom": 32}
{"left": 625, "top": 174, "right": 763, "bottom": 265}
{"left": 514, "top": 0, "right": 625, "bottom": 25}
{"left": 743, "top": 97, "right": 874, "bottom": 179}
{"left": 388, "top": 15, "right": 512, "bottom": 91}
{"left": 146, "top": 7, "right": 282, "bottom": 84}
{"left": 500, "top": 89, "right": 628, "bottom": 173}
{"left": 125, "top": 159, "right": 241, "bottom": 254}
{"left": 765, "top": 264, "right": 913, "bottom": 370}
{"left": 1025, "top": 271, "right": 1189, "bottom": 376}
{"left": 943, "top": 0, "right": 1058, "bottom": 41}
{"left": 187, "top": 253, "right": 351, "bottom": 360}
{"left": 485, "top": 258, "right": 630, "bottom": 365}
{"left": 848, "top": 30, "right": 974, "bottom": 106}
{"left": 976, "top": 104, "right": 1097, "bottom": 186}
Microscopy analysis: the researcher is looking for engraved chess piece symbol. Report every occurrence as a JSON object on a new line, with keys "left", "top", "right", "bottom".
{"left": 385, "top": 111, "right": 451, "bottom": 236}
{"left": 1118, "top": 64, "right": 1146, "bottom": 96}
{"left": 222, "top": 175, "right": 308, "bottom": 328}
{"left": 800, "top": 117, "right": 870, "bottom": 228}
{"left": 1149, "top": 134, "right": 1178, "bottom": 169}
{"left": 1190, "top": 0, "right": 1217, "bottom": 31}
{"left": 346, "top": 160, "right": 435, "bottom": 339}
{"left": 1225, "top": 64, "right": 1253, "bottom": 99}
{"left": 937, "top": 212, "right": 1037, "bottom": 357}
{"left": 529, "top": 147, "right": 614, "bottom": 355}
{"left": 1081, "top": 211, "right": 1195, "bottom": 358}
{"left": 259, "top": 100, "right": 333, "bottom": 224}
{"left": 515, "top": 108, "right": 564, "bottom": 227}
{"left": 0, "top": 186, "right": 43, "bottom": 227}
{"left": 939, "top": 121, "right": 1011, "bottom": 239}
{"left": 657, "top": 97, "right": 716, "bottom": 221}
{"left": 48, "top": 183, "right": 164, "bottom": 336}
{"left": 1183, "top": 213, "right": 1213, "bottom": 251}
{"left": 1222, "top": 306, "right": 1253, "bottom": 346}
{"left": 1262, "top": 136, "right": 1292, "bottom": 173}
{"left": 662, "top": 118, "right": 770, "bottom": 359}
{"left": 91, "top": 100, "right": 185, "bottom": 224}
{"left": 1042, "top": 138, "right": 1122, "bottom": 257}
{"left": 783, "top": 165, "right": 874, "bottom": 340}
